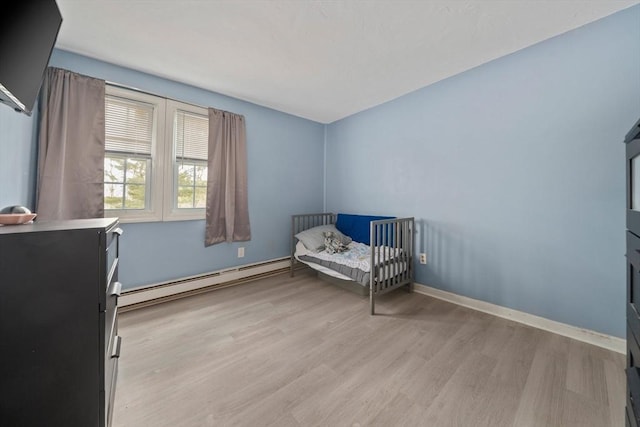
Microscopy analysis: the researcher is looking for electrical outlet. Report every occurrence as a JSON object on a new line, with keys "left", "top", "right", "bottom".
{"left": 419, "top": 253, "right": 427, "bottom": 265}
{"left": 238, "top": 247, "right": 245, "bottom": 258}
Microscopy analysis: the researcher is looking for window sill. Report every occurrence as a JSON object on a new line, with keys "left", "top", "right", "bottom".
{"left": 106, "top": 209, "right": 205, "bottom": 224}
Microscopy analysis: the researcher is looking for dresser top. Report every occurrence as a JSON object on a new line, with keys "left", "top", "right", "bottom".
{"left": 0, "top": 217, "right": 119, "bottom": 235}
{"left": 626, "top": 117, "right": 640, "bottom": 143}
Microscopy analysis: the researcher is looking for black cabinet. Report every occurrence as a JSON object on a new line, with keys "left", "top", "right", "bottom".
{"left": 626, "top": 117, "right": 640, "bottom": 427}
{"left": 0, "top": 218, "right": 122, "bottom": 427}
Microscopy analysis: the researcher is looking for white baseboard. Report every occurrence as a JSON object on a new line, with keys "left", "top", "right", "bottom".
{"left": 120, "top": 257, "right": 291, "bottom": 308}
{"left": 413, "top": 282, "right": 625, "bottom": 354}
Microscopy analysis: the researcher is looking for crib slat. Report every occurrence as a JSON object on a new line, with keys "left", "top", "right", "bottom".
{"left": 388, "top": 222, "right": 392, "bottom": 290}
{"left": 394, "top": 221, "right": 398, "bottom": 287}
{"left": 384, "top": 223, "right": 389, "bottom": 291}
{"left": 406, "top": 219, "right": 410, "bottom": 281}
{"left": 402, "top": 220, "right": 407, "bottom": 282}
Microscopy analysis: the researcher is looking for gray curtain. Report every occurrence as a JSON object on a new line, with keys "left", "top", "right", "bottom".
{"left": 205, "top": 108, "right": 251, "bottom": 246}
{"left": 36, "top": 67, "right": 105, "bottom": 220}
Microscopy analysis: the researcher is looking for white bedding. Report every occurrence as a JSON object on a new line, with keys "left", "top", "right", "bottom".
{"left": 295, "top": 241, "right": 408, "bottom": 284}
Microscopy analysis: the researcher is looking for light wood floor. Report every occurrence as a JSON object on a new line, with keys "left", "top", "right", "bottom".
{"left": 112, "top": 269, "right": 625, "bottom": 427}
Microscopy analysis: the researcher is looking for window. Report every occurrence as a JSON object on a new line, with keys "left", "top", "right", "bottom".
{"left": 163, "top": 101, "right": 209, "bottom": 220}
{"left": 175, "top": 111, "right": 208, "bottom": 209}
{"left": 104, "top": 96, "right": 153, "bottom": 211}
{"left": 104, "top": 86, "right": 208, "bottom": 222}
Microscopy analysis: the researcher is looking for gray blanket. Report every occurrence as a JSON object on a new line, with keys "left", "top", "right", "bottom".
{"left": 299, "top": 255, "right": 370, "bottom": 286}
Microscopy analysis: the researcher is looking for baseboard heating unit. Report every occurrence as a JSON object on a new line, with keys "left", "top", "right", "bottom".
{"left": 119, "top": 257, "right": 291, "bottom": 311}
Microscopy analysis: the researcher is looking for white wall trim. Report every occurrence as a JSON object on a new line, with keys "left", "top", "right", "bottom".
{"left": 413, "top": 282, "right": 625, "bottom": 354}
{"left": 120, "top": 257, "right": 290, "bottom": 308}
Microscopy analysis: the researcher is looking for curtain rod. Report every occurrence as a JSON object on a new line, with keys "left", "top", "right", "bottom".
{"left": 48, "top": 67, "right": 211, "bottom": 112}
{"left": 105, "top": 80, "right": 210, "bottom": 111}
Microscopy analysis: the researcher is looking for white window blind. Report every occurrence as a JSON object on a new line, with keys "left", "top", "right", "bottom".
{"left": 174, "top": 110, "right": 208, "bottom": 161}
{"left": 105, "top": 95, "right": 154, "bottom": 155}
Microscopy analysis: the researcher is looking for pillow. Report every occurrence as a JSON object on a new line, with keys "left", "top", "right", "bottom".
{"left": 295, "top": 224, "right": 352, "bottom": 251}
{"left": 335, "top": 213, "right": 395, "bottom": 245}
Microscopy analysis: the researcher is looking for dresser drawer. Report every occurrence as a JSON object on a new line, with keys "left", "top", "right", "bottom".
{"left": 628, "top": 231, "right": 640, "bottom": 269}
{"left": 629, "top": 264, "right": 640, "bottom": 337}
{"left": 628, "top": 136, "right": 640, "bottom": 234}
{"left": 100, "top": 225, "right": 122, "bottom": 311}
{"left": 103, "top": 334, "right": 121, "bottom": 392}
{"left": 105, "top": 335, "right": 121, "bottom": 388}
{"left": 106, "top": 280, "right": 121, "bottom": 319}
{"left": 105, "top": 335, "right": 121, "bottom": 427}
{"left": 628, "top": 326, "right": 640, "bottom": 427}
{"left": 105, "top": 305, "right": 118, "bottom": 361}
{"left": 106, "top": 357, "right": 119, "bottom": 427}
{"left": 629, "top": 232, "right": 640, "bottom": 336}
{"left": 106, "top": 227, "right": 122, "bottom": 288}
{"left": 100, "top": 279, "right": 120, "bottom": 388}
{"left": 105, "top": 281, "right": 121, "bottom": 357}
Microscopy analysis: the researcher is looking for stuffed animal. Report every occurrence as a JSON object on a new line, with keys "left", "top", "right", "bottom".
{"left": 323, "top": 231, "right": 349, "bottom": 254}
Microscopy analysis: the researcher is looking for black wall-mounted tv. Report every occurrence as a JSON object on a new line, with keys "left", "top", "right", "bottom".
{"left": 0, "top": 1, "right": 62, "bottom": 116}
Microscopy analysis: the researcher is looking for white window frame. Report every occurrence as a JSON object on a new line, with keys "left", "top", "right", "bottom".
{"left": 104, "top": 86, "right": 165, "bottom": 223}
{"left": 104, "top": 85, "right": 208, "bottom": 223}
{"left": 163, "top": 100, "right": 208, "bottom": 221}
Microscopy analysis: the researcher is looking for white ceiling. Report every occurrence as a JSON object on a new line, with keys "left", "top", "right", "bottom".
{"left": 55, "top": 0, "right": 639, "bottom": 124}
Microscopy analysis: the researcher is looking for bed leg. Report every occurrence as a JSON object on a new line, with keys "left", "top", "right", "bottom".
{"left": 370, "top": 291, "right": 375, "bottom": 315}
{"left": 405, "top": 282, "right": 413, "bottom": 293}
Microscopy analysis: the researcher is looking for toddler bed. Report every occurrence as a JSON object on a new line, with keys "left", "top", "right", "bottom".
{"left": 290, "top": 213, "right": 414, "bottom": 314}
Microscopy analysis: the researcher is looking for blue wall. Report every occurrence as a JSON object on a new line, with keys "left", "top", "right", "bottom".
{"left": 1, "top": 49, "right": 325, "bottom": 289}
{"left": 325, "top": 6, "right": 640, "bottom": 338}
{"left": 0, "top": 105, "right": 38, "bottom": 210}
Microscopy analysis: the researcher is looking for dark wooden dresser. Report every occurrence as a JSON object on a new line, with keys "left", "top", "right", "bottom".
{"left": 0, "top": 218, "right": 123, "bottom": 427}
{"left": 626, "top": 117, "right": 640, "bottom": 427}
